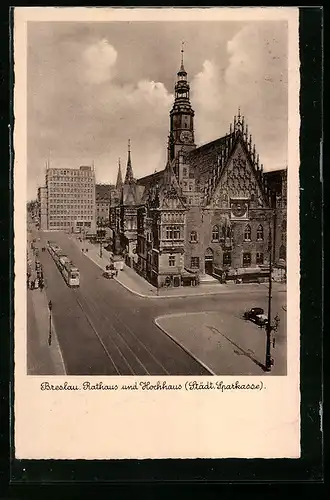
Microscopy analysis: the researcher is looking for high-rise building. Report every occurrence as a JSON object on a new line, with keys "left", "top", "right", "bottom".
{"left": 38, "top": 165, "right": 96, "bottom": 232}
{"left": 37, "top": 186, "right": 48, "bottom": 230}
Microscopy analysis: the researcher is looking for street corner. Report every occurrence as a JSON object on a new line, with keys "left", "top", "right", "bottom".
{"left": 154, "top": 314, "right": 216, "bottom": 375}
{"left": 154, "top": 310, "right": 280, "bottom": 376}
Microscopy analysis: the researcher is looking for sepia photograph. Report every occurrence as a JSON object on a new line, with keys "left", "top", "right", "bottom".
{"left": 14, "top": 7, "right": 300, "bottom": 460}
{"left": 26, "top": 17, "right": 288, "bottom": 377}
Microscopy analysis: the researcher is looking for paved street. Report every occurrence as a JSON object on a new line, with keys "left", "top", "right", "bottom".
{"left": 27, "top": 227, "right": 287, "bottom": 376}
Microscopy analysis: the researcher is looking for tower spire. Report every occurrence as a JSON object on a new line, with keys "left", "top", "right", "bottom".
{"left": 181, "top": 41, "right": 185, "bottom": 69}
{"left": 116, "top": 157, "right": 123, "bottom": 190}
{"left": 124, "top": 138, "right": 134, "bottom": 184}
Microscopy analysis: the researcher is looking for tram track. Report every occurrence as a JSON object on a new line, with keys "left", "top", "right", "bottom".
{"left": 74, "top": 288, "right": 170, "bottom": 376}
{"left": 35, "top": 230, "right": 210, "bottom": 376}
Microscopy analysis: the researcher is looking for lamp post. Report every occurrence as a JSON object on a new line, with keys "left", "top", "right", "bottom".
{"left": 265, "top": 217, "right": 273, "bottom": 371}
{"left": 264, "top": 208, "right": 280, "bottom": 372}
{"left": 48, "top": 300, "right": 52, "bottom": 346}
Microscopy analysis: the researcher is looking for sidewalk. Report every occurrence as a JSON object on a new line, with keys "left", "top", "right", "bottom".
{"left": 70, "top": 235, "right": 286, "bottom": 299}
{"left": 27, "top": 231, "right": 66, "bottom": 375}
{"left": 155, "top": 311, "right": 286, "bottom": 376}
{"left": 27, "top": 286, "right": 66, "bottom": 375}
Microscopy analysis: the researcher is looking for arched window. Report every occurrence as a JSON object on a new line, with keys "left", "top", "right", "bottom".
{"left": 279, "top": 245, "right": 286, "bottom": 260}
{"left": 256, "top": 224, "right": 264, "bottom": 241}
{"left": 190, "top": 231, "right": 197, "bottom": 242}
{"left": 212, "top": 225, "right": 219, "bottom": 241}
{"left": 226, "top": 226, "right": 231, "bottom": 238}
{"left": 244, "top": 224, "right": 251, "bottom": 241}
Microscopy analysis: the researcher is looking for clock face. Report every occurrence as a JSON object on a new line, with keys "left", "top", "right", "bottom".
{"left": 231, "top": 202, "right": 248, "bottom": 218}
{"left": 180, "top": 130, "right": 193, "bottom": 143}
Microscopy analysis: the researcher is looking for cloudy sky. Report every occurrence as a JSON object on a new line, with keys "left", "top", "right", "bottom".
{"left": 27, "top": 20, "right": 288, "bottom": 200}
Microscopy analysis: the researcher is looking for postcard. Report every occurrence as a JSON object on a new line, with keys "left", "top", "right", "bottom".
{"left": 14, "top": 7, "right": 300, "bottom": 459}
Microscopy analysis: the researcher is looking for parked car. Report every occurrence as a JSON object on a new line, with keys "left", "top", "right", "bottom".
{"left": 244, "top": 307, "right": 269, "bottom": 326}
{"left": 103, "top": 269, "right": 116, "bottom": 279}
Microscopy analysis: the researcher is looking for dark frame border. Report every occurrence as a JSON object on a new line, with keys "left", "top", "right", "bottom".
{"left": 1, "top": 5, "right": 323, "bottom": 495}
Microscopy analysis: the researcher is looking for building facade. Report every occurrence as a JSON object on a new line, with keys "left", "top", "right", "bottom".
{"left": 109, "top": 142, "right": 145, "bottom": 259}
{"left": 110, "top": 49, "right": 287, "bottom": 287}
{"left": 96, "top": 183, "right": 116, "bottom": 226}
{"left": 37, "top": 186, "right": 48, "bottom": 230}
{"left": 38, "top": 165, "right": 96, "bottom": 232}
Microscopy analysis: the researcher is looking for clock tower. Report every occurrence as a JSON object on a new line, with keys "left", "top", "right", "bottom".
{"left": 168, "top": 43, "right": 196, "bottom": 162}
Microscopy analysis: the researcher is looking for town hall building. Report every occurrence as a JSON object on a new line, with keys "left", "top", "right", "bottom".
{"left": 109, "top": 48, "right": 287, "bottom": 288}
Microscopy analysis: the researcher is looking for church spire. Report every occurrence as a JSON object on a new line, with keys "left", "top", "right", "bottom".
{"left": 116, "top": 157, "right": 123, "bottom": 190}
{"left": 180, "top": 41, "right": 185, "bottom": 72}
{"left": 124, "top": 139, "right": 134, "bottom": 184}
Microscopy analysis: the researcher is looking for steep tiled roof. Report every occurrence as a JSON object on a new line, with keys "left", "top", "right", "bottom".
{"left": 137, "top": 170, "right": 164, "bottom": 188}
{"left": 96, "top": 184, "right": 115, "bottom": 202}
{"left": 186, "top": 134, "right": 234, "bottom": 177}
{"left": 263, "top": 169, "right": 287, "bottom": 195}
{"left": 122, "top": 184, "right": 145, "bottom": 206}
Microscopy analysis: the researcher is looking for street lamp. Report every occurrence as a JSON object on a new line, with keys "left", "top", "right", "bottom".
{"left": 264, "top": 208, "right": 280, "bottom": 372}
{"left": 48, "top": 300, "right": 52, "bottom": 346}
{"left": 97, "top": 229, "right": 106, "bottom": 258}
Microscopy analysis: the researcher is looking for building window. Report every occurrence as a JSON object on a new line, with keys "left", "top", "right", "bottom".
{"left": 223, "top": 252, "right": 231, "bottom": 266}
{"left": 165, "top": 225, "right": 181, "bottom": 240}
{"left": 169, "top": 255, "right": 175, "bottom": 267}
{"left": 243, "top": 252, "right": 251, "bottom": 267}
{"left": 256, "top": 252, "right": 264, "bottom": 265}
{"left": 279, "top": 245, "right": 286, "bottom": 260}
{"left": 183, "top": 168, "right": 187, "bottom": 177}
{"left": 191, "top": 257, "right": 200, "bottom": 269}
{"left": 256, "top": 224, "right": 264, "bottom": 241}
{"left": 212, "top": 225, "right": 219, "bottom": 241}
{"left": 244, "top": 224, "right": 251, "bottom": 241}
{"left": 165, "top": 226, "right": 172, "bottom": 239}
{"left": 190, "top": 231, "right": 197, "bottom": 242}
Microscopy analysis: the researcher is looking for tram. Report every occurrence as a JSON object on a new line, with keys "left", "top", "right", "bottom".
{"left": 47, "top": 241, "right": 80, "bottom": 287}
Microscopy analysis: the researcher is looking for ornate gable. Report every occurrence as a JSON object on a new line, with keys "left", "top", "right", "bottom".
{"left": 160, "top": 185, "right": 186, "bottom": 210}
{"left": 209, "top": 139, "right": 268, "bottom": 209}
